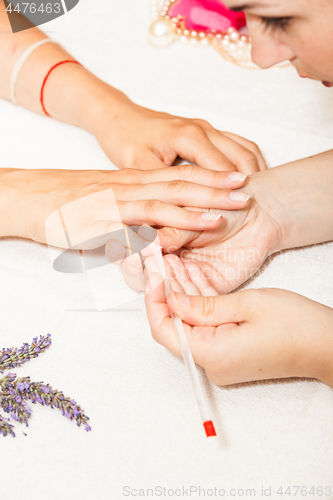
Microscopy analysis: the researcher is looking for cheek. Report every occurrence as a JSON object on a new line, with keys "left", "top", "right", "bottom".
{"left": 290, "top": 26, "right": 333, "bottom": 79}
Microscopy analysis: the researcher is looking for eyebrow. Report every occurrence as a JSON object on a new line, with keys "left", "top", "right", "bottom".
{"left": 229, "top": 2, "right": 279, "bottom": 11}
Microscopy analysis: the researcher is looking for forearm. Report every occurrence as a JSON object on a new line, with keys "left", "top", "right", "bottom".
{"left": 0, "top": 1, "right": 132, "bottom": 131}
{"left": 251, "top": 150, "right": 333, "bottom": 252}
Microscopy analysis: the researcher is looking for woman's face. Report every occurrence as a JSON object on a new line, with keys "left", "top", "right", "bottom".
{"left": 223, "top": 0, "right": 333, "bottom": 87}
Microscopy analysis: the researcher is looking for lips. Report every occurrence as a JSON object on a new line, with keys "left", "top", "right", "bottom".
{"left": 322, "top": 81, "right": 333, "bottom": 87}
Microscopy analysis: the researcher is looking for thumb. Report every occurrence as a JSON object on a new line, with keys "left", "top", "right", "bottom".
{"left": 158, "top": 227, "right": 201, "bottom": 253}
{"left": 167, "top": 291, "right": 246, "bottom": 326}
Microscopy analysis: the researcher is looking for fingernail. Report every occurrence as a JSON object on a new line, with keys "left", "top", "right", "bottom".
{"left": 138, "top": 225, "right": 158, "bottom": 242}
{"left": 201, "top": 213, "right": 223, "bottom": 222}
{"left": 229, "top": 191, "right": 251, "bottom": 202}
{"left": 107, "top": 242, "right": 121, "bottom": 260}
{"left": 126, "top": 253, "right": 140, "bottom": 266}
{"left": 172, "top": 292, "right": 190, "bottom": 307}
{"left": 228, "top": 172, "right": 247, "bottom": 182}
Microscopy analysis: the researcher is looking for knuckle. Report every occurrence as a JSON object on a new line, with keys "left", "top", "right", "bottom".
{"left": 212, "top": 169, "right": 224, "bottom": 186}
{"left": 111, "top": 182, "right": 131, "bottom": 195}
{"left": 240, "top": 149, "right": 257, "bottom": 165}
{"left": 194, "top": 118, "right": 211, "bottom": 129}
{"left": 167, "top": 179, "right": 189, "bottom": 195}
{"left": 120, "top": 168, "right": 140, "bottom": 182}
{"left": 143, "top": 199, "right": 162, "bottom": 214}
{"left": 201, "top": 296, "right": 217, "bottom": 322}
{"left": 246, "top": 140, "right": 261, "bottom": 154}
{"left": 175, "top": 163, "right": 197, "bottom": 178}
{"left": 180, "top": 122, "right": 203, "bottom": 138}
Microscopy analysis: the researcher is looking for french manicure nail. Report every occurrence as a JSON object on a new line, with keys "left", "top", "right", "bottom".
{"left": 172, "top": 292, "right": 190, "bottom": 307}
{"left": 229, "top": 191, "right": 251, "bottom": 202}
{"left": 201, "top": 212, "right": 223, "bottom": 222}
{"left": 228, "top": 172, "right": 247, "bottom": 182}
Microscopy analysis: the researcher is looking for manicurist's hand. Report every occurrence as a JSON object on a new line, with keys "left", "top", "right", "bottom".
{"left": 0, "top": 165, "right": 250, "bottom": 246}
{"left": 0, "top": 3, "right": 266, "bottom": 175}
{"left": 145, "top": 272, "right": 333, "bottom": 388}
{"left": 90, "top": 99, "right": 267, "bottom": 173}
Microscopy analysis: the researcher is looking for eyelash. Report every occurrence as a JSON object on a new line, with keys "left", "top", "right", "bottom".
{"left": 260, "top": 17, "right": 291, "bottom": 32}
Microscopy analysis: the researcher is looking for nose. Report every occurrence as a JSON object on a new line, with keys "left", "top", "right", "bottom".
{"left": 249, "top": 29, "right": 295, "bottom": 69}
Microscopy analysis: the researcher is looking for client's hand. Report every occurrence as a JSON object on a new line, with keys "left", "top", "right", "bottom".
{"left": 0, "top": 165, "right": 251, "bottom": 246}
{"left": 146, "top": 271, "right": 333, "bottom": 388}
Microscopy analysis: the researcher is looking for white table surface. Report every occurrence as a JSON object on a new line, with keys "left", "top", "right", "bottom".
{"left": 1, "top": 1, "right": 333, "bottom": 499}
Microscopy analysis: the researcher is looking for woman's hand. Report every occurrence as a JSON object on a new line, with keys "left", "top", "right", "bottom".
{"left": 0, "top": 165, "right": 250, "bottom": 246}
{"left": 90, "top": 99, "right": 267, "bottom": 174}
{"left": 145, "top": 271, "right": 333, "bottom": 388}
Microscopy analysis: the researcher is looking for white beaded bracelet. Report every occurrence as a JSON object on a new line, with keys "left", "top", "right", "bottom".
{"left": 10, "top": 38, "right": 58, "bottom": 105}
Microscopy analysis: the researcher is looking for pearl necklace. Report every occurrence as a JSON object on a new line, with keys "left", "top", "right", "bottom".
{"left": 148, "top": 0, "right": 255, "bottom": 68}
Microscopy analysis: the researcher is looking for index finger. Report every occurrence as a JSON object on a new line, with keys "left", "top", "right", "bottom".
{"left": 175, "top": 127, "right": 237, "bottom": 172}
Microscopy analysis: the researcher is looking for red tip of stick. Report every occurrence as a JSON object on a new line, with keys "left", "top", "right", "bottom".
{"left": 203, "top": 420, "right": 217, "bottom": 437}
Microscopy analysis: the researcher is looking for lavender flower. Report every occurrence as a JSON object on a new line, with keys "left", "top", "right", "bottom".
{"left": 0, "top": 335, "right": 51, "bottom": 373}
{"left": 0, "top": 415, "right": 15, "bottom": 437}
{"left": 0, "top": 334, "right": 91, "bottom": 437}
{"left": 0, "top": 374, "right": 90, "bottom": 432}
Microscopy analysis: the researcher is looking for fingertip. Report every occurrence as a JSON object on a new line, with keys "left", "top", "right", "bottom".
{"left": 105, "top": 239, "right": 126, "bottom": 264}
{"left": 228, "top": 172, "right": 247, "bottom": 184}
{"left": 200, "top": 212, "right": 224, "bottom": 224}
{"left": 146, "top": 271, "right": 165, "bottom": 296}
{"left": 167, "top": 291, "right": 190, "bottom": 309}
{"left": 228, "top": 191, "right": 251, "bottom": 204}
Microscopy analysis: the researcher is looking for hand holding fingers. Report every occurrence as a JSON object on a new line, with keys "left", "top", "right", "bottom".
{"left": 204, "top": 129, "right": 265, "bottom": 174}
{"left": 220, "top": 131, "right": 267, "bottom": 172}
{"left": 178, "top": 119, "right": 266, "bottom": 173}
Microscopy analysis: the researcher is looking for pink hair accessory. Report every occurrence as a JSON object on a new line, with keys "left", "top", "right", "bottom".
{"left": 149, "top": 0, "right": 256, "bottom": 68}
{"left": 169, "top": 0, "right": 246, "bottom": 31}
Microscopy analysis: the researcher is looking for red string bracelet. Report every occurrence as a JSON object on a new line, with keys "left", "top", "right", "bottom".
{"left": 40, "top": 60, "right": 82, "bottom": 117}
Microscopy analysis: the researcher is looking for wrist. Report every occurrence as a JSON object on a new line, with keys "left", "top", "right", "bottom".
{"left": 0, "top": 169, "right": 27, "bottom": 239}
{"left": 245, "top": 169, "right": 293, "bottom": 255}
{"left": 248, "top": 151, "right": 333, "bottom": 254}
{"left": 69, "top": 71, "right": 135, "bottom": 135}
{"left": 312, "top": 304, "right": 333, "bottom": 389}
{"left": 35, "top": 58, "right": 134, "bottom": 133}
